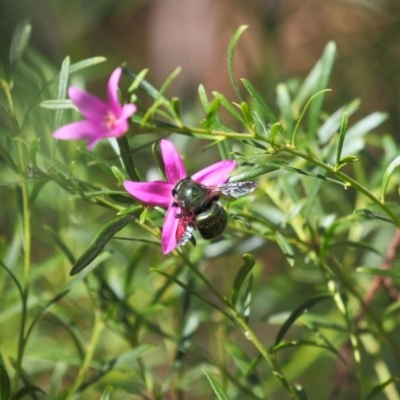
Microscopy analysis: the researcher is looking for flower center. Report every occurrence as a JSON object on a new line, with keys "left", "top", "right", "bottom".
{"left": 103, "top": 111, "right": 117, "bottom": 131}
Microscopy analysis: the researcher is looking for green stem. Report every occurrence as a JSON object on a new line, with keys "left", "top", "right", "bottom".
{"left": 228, "top": 308, "right": 299, "bottom": 399}
{"left": 281, "top": 146, "right": 399, "bottom": 226}
{"left": 12, "top": 145, "right": 32, "bottom": 393}
{"left": 65, "top": 311, "right": 103, "bottom": 400}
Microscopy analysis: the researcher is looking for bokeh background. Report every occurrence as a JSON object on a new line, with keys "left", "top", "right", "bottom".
{"left": 2, "top": 0, "right": 400, "bottom": 129}
{"left": 2, "top": 1, "right": 400, "bottom": 399}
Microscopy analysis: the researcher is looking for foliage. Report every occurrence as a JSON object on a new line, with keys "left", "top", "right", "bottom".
{"left": 1, "top": 22, "right": 400, "bottom": 400}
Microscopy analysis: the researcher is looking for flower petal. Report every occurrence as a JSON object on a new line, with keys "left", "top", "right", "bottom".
{"left": 192, "top": 160, "right": 236, "bottom": 186}
{"left": 162, "top": 204, "right": 180, "bottom": 254}
{"left": 69, "top": 87, "right": 109, "bottom": 121}
{"left": 107, "top": 67, "right": 123, "bottom": 116}
{"left": 124, "top": 181, "right": 173, "bottom": 207}
{"left": 53, "top": 120, "right": 100, "bottom": 141}
{"left": 160, "top": 139, "right": 186, "bottom": 183}
{"left": 120, "top": 103, "right": 137, "bottom": 120}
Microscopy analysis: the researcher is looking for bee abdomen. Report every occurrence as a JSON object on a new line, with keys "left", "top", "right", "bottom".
{"left": 196, "top": 202, "right": 228, "bottom": 240}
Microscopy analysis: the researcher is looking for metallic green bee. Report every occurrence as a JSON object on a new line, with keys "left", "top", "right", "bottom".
{"left": 172, "top": 177, "right": 258, "bottom": 246}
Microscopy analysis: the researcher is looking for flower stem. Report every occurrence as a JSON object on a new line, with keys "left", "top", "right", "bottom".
{"left": 12, "top": 142, "right": 32, "bottom": 393}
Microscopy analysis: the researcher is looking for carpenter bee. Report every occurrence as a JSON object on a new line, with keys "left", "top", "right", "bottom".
{"left": 172, "top": 177, "right": 258, "bottom": 246}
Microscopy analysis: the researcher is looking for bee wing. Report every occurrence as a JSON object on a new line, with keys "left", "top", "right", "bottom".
{"left": 214, "top": 181, "right": 258, "bottom": 199}
{"left": 176, "top": 215, "right": 195, "bottom": 246}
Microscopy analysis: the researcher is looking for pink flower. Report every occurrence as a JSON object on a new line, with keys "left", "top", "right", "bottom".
{"left": 53, "top": 67, "right": 136, "bottom": 149}
{"left": 124, "top": 139, "right": 236, "bottom": 254}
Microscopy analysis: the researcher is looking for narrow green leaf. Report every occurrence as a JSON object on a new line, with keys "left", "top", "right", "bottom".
{"left": 307, "top": 41, "right": 337, "bottom": 135}
{"left": 152, "top": 269, "right": 230, "bottom": 319}
{"left": 227, "top": 25, "right": 248, "bottom": 101}
{"left": 44, "top": 225, "right": 76, "bottom": 265}
{"left": 100, "top": 386, "right": 113, "bottom": 400}
{"left": 291, "top": 89, "right": 331, "bottom": 147}
{"left": 240, "top": 101, "right": 253, "bottom": 129}
{"left": 55, "top": 56, "right": 70, "bottom": 129}
{"left": 273, "top": 294, "right": 332, "bottom": 346}
{"left": 275, "top": 231, "right": 295, "bottom": 267}
{"left": 277, "top": 83, "right": 293, "bottom": 133}
{"left": 202, "top": 97, "right": 221, "bottom": 130}
{"left": 356, "top": 267, "right": 400, "bottom": 278}
{"left": 335, "top": 111, "right": 348, "bottom": 167}
{"left": 69, "top": 56, "right": 107, "bottom": 74}
{"left": 365, "top": 377, "right": 400, "bottom": 400}
{"left": 123, "top": 67, "right": 161, "bottom": 100}
{"left": 242, "top": 79, "right": 287, "bottom": 139}
{"left": 39, "top": 99, "right": 74, "bottom": 109}
{"left": 203, "top": 370, "right": 230, "bottom": 400}
{"left": 0, "top": 26, "right": 11, "bottom": 83}
{"left": 70, "top": 212, "right": 139, "bottom": 275}
{"left": 353, "top": 209, "right": 395, "bottom": 225}
{"left": 0, "top": 362, "right": 11, "bottom": 400}
{"left": 346, "top": 112, "right": 387, "bottom": 139}
{"left": 212, "top": 92, "right": 245, "bottom": 123}
{"left": 317, "top": 99, "right": 360, "bottom": 144}
{"left": 198, "top": 84, "right": 209, "bottom": 112}
{"left": 231, "top": 254, "right": 255, "bottom": 306}
{"left": 9, "top": 20, "right": 32, "bottom": 65}
{"left": 0, "top": 260, "right": 23, "bottom": 299}
{"left": 381, "top": 155, "right": 400, "bottom": 203}
{"left": 128, "top": 68, "right": 149, "bottom": 92}
{"left": 229, "top": 161, "right": 286, "bottom": 182}
{"left": 217, "top": 140, "right": 232, "bottom": 160}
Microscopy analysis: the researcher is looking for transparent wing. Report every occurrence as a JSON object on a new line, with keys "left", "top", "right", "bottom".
{"left": 214, "top": 181, "right": 258, "bottom": 199}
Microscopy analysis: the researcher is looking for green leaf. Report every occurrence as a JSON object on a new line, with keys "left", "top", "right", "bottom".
{"left": 346, "top": 112, "right": 387, "bottom": 139}
{"left": 335, "top": 111, "right": 348, "bottom": 167}
{"left": 69, "top": 56, "right": 107, "bottom": 74}
{"left": 70, "top": 212, "right": 140, "bottom": 275}
{"left": 212, "top": 92, "right": 245, "bottom": 123}
{"left": 242, "top": 78, "right": 287, "bottom": 140}
{"left": 275, "top": 231, "right": 295, "bottom": 267}
{"left": 307, "top": 42, "right": 336, "bottom": 135}
{"left": 356, "top": 267, "right": 400, "bottom": 278}
{"left": 273, "top": 294, "right": 332, "bottom": 346}
{"left": 54, "top": 56, "right": 70, "bottom": 129}
{"left": 231, "top": 254, "right": 255, "bottom": 306}
{"left": 217, "top": 140, "right": 232, "bottom": 161}
{"left": 317, "top": 99, "right": 360, "bottom": 144}
{"left": 128, "top": 68, "right": 149, "bottom": 92}
{"left": 227, "top": 25, "right": 248, "bottom": 101}
{"left": 0, "top": 362, "right": 11, "bottom": 400}
{"left": 9, "top": 20, "right": 32, "bottom": 65}
{"left": 202, "top": 97, "right": 221, "bottom": 130}
{"left": 291, "top": 89, "right": 331, "bottom": 146}
{"left": 123, "top": 67, "right": 161, "bottom": 100}
{"left": 152, "top": 269, "right": 230, "bottom": 319}
{"left": 198, "top": 84, "right": 209, "bottom": 111}
{"left": 365, "top": 377, "right": 400, "bottom": 400}
{"left": 0, "top": 26, "right": 11, "bottom": 83}
{"left": 100, "top": 386, "right": 113, "bottom": 400}
{"left": 203, "top": 370, "right": 230, "bottom": 400}
{"left": 229, "top": 161, "right": 286, "bottom": 182}
{"left": 277, "top": 83, "right": 293, "bottom": 133}
{"left": 353, "top": 209, "right": 395, "bottom": 225}
{"left": 381, "top": 155, "right": 400, "bottom": 203}
{"left": 39, "top": 99, "right": 75, "bottom": 110}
